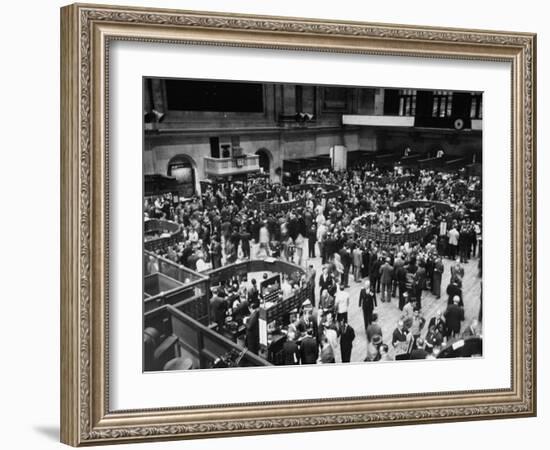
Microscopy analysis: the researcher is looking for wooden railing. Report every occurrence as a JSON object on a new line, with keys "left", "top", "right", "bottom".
{"left": 262, "top": 286, "right": 311, "bottom": 324}
{"left": 204, "top": 155, "right": 260, "bottom": 176}
{"left": 363, "top": 174, "right": 415, "bottom": 185}
{"left": 391, "top": 199, "right": 455, "bottom": 212}
{"left": 248, "top": 196, "right": 305, "bottom": 213}
{"left": 168, "top": 305, "right": 271, "bottom": 368}
{"left": 206, "top": 259, "right": 311, "bottom": 324}
{"left": 206, "top": 259, "right": 306, "bottom": 285}
{"left": 356, "top": 225, "right": 437, "bottom": 246}
{"left": 144, "top": 219, "right": 182, "bottom": 251}
{"left": 289, "top": 183, "right": 343, "bottom": 199}
{"left": 144, "top": 251, "right": 210, "bottom": 323}
{"left": 249, "top": 183, "right": 342, "bottom": 213}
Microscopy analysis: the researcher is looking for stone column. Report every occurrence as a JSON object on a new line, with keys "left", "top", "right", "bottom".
{"left": 151, "top": 78, "right": 166, "bottom": 113}
{"left": 374, "top": 88, "right": 385, "bottom": 115}
{"left": 331, "top": 145, "right": 348, "bottom": 171}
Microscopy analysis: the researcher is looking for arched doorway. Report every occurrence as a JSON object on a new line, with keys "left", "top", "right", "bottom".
{"left": 255, "top": 148, "right": 272, "bottom": 175}
{"left": 167, "top": 155, "right": 197, "bottom": 198}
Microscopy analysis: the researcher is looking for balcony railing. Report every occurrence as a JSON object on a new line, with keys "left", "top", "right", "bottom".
{"left": 204, "top": 155, "right": 260, "bottom": 177}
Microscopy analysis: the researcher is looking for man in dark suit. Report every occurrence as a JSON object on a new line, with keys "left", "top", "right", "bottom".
{"left": 210, "top": 238, "right": 222, "bottom": 270}
{"left": 432, "top": 256, "right": 444, "bottom": 298}
{"left": 209, "top": 288, "right": 227, "bottom": 329}
{"left": 299, "top": 329, "right": 319, "bottom": 364}
{"left": 410, "top": 337, "right": 428, "bottom": 359}
{"left": 366, "top": 313, "right": 382, "bottom": 344}
{"left": 395, "top": 261, "right": 408, "bottom": 310}
{"left": 358, "top": 280, "right": 377, "bottom": 331}
{"left": 446, "top": 279, "right": 463, "bottom": 306}
{"left": 415, "top": 261, "right": 427, "bottom": 308}
{"left": 247, "top": 278, "right": 259, "bottom": 305}
{"left": 392, "top": 253, "right": 405, "bottom": 297}
{"left": 361, "top": 246, "right": 371, "bottom": 279}
{"left": 428, "top": 310, "right": 446, "bottom": 336}
{"left": 444, "top": 296, "right": 465, "bottom": 338}
{"left": 379, "top": 257, "right": 394, "bottom": 302}
{"left": 282, "top": 331, "right": 300, "bottom": 365}
{"left": 369, "top": 254, "right": 383, "bottom": 294}
{"left": 240, "top": 227, "right": 251, "bottom": 259}
{"left": 296, "top": 302, "right": 318, "bottom": 341}
{"left": 392, "top": 320, "right": 410, "bottom": 355}
{"left": 339, "top": 246, "right": 352, "bottom": 288}
{"left": 245, "top": 302, "right": 261, "bottom": 354}
{"left": 339, "top": 320, "right": 355, "bottom": 363}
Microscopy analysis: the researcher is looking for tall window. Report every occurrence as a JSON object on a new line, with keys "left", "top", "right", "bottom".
{"left": 432, "top": 90, "right": 453, "bottom": 118}
{"left": 470, "top": 93, "right": 483, "bottom": 119}
{"left": 398, "top": 89, "right": 416, "bottom": 116}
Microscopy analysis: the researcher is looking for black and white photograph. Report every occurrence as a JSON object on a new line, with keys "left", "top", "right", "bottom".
{"left": 142, "top": 78, "right": 483, "bottom": 372}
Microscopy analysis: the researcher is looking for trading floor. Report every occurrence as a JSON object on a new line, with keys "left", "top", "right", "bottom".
{"left": 248, "top": 240, "right": 481, "bottom": 363}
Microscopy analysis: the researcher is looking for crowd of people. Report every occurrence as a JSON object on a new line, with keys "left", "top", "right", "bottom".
{"left": 144, "top": 165, "right": 481, "bottom": 271}
{"left": 144, "top": 162, "right": 483, "bottom": 364}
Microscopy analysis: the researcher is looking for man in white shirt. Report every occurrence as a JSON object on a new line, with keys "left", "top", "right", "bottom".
{"left": 281, "top": 276, "right": 293, "bottom": 299}
{"left": 447, "top": 226, "right": 460, "bottom": 260}
{"left": 258, "top": 221, "right": 270, "bottom": 257}
{"left": 316, "top": 212, "right": 326, "bottom": 227}
{"left": 334, "top": 284, "right": 350, "bottom": 323}
{"left": 316, "top": 222, "right": 327, "bottom": 263}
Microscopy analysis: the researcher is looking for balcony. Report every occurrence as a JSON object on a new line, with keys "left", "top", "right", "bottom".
{"left": 204, "top": 155, "right": 260, "bottom": 177}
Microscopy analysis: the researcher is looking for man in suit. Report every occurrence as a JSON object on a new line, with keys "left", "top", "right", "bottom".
{"left": 444, "top": 296, "right": 465, "bottom": 338}
{"left": 392, "top": 319, "right": 410, "bottom": 354}
{"left": 379, "top": 257, "right": 394, "bottom": 303}
{"left": 428, "top": 310, "right": 446, "bottom": 336}
{"left": 358, "top": 280, "right": 377, "bottom": 331}
{"left": 240, "top": 227, "right": 251, "bottom": 260}
{"left": 369, "top": 254, "right": 383, "bottom": 294}
{"left": 300, "top": 329, "right": 319, "bottom": 364}
{"left": 307, "top": 223, "right": 317, "bottom": 259}
{"left": 395, "top": 259, "right": 408, "bottom": 310}
{"left": 339, "top": 246, "right": 352, "bottom": 288}
{"left": 446, "top": 278, "right": 463, "bottom": 306}
{"left": 282, "top": 331, "right": 300, "bottom": 365}
{"left": 339, "top": 319, "right": 355, "bottom": 363}
{"left": 352, "top": 246, "right": 363, "bottom": 283}
{"left": 366, "top": 313, "right": 382, "bottom": 344}
{"left": 415, "top": 261, "right": 427, "bottom": 307}
{"left": 424, "top": 323, "right": 444, "bottom": 354}
{"left": 245, "top": 302, "right": 261, "bottom": 354}
{"left": 361, "top": 245, "right": 371, "bottom": 278}
{"left": 432, "top": 256, "right": 444, "bottom": 298}
{"left": 458, "top": 225, "right": 470, "bottom": 263}
{"left": 297, "top": 300, "right": 318, "bottom": 341}
{"left": 247, "top": 278, "right": 259, "bottom": 305}
{"left": 392, "top": 253, "right": 405, "bottom": 297}
{"left": 410, "top": 337, "right": 428, "bottom": 359}
{"left": 209, "top": 288, "right": 227, "bottom": 329}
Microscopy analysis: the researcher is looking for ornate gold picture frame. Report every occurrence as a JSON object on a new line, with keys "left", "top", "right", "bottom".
{"left": 60, "top": 3, "right": 536, "bottom": 446}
